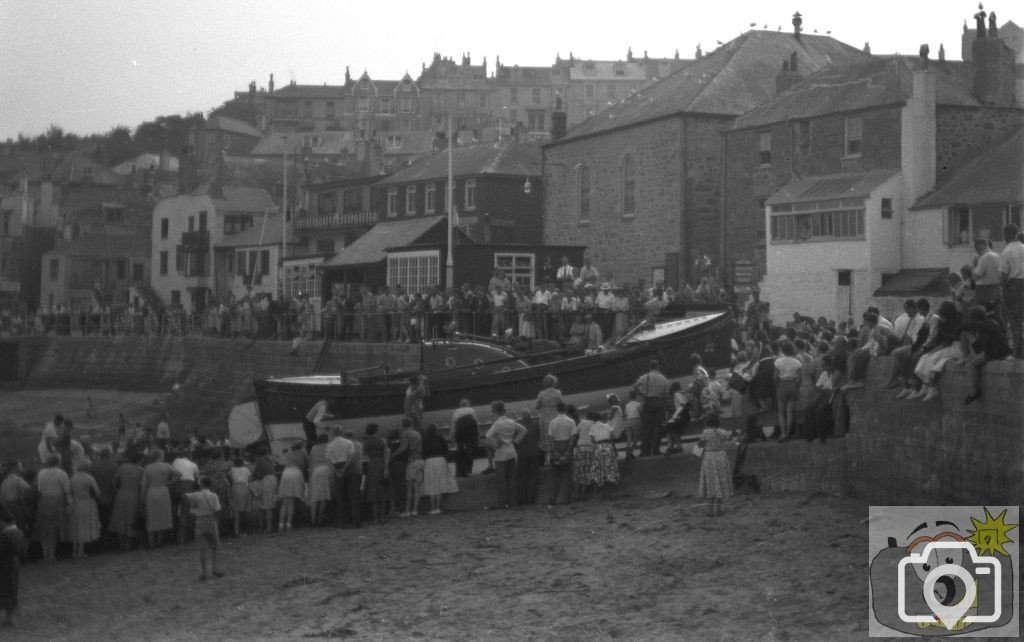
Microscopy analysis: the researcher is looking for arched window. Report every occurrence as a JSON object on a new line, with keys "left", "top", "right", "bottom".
{"left": 622, "top": 155, "right": 635, "bottom": 217}
{"left": 578, "top": 165, "right": 591, "bottom": 222}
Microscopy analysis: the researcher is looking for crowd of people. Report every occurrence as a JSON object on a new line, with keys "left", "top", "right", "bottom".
{"left": 319, "top": 258, "right": 732, "bottom": 347}
{"left": 0, "top": 255, "right": 732, "bottom": 351}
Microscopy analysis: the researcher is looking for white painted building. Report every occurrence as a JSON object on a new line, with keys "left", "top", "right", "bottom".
{"left": 150, "top": 185, "right": 275, "bottom": 312}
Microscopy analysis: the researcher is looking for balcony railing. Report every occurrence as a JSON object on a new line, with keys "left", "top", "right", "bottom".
{"left": 181, "top": 230, "right": 210, "bottom": 249}
{"left": 294, "top": 210, "right": 378, "bottom": 231}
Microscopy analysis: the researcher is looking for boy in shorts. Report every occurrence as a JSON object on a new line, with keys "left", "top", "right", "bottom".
{"left": 185, "top": 477, "right": 224, "bottom": 581}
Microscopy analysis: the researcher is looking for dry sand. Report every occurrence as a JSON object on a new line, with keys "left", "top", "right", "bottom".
{"left": 10, "top": 485, "right": 867, "bottom": 641}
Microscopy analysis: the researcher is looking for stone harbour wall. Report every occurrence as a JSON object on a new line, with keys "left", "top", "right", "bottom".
{"left": 12, "top": 336, "right": 420, "bottom": 433}
{"left": 843, "top": 355, "right": 1024, "bottom": 505}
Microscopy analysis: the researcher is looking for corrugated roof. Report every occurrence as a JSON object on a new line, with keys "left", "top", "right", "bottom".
{"left": 556, "top": 30, "right": 869, "bottom": 143}
{"left": 205, "top": 115, "right": 264, "bottom": 138}
{"left": 734, "top": 57, "right": 981, "bottom": 130}
{"left": 766, "top": 169, "right": 899, "bottom": 206}
{"left": 912, "top": 127, "right": 1024, "bottom": 210}
{"left": 322, "top": 216, "right": 445, "bottom": 267}
{"left": 376, "top": 141, "right": 540, "bottom": 185}
{"left": 873, "top": 269, "right": 949, "bottom": 297}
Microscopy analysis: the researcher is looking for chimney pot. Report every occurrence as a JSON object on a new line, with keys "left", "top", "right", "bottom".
{"left": 792, "top": 11, "right": 803, "bottom": 37}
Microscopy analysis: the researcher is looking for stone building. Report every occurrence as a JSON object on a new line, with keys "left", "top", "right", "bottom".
{"left": 543, "top": 21, "right": 868, "bottom": 290}
{"left": 724, "top": 17, "right": 1023, "bottom": 322}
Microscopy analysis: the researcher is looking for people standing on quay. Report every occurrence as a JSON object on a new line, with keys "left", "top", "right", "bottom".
{"left": 546, "top": 402, "right": 576, "bottom": 506}
{"left": 141, "top": 449, "right": 177, "bottom": 549}
{"left": 1000, "top": 223, "right": 1024, "bottom": 357}
{"left": 108, "top": 452, "right": 143, "bottom": 551}
{"left": 535, "top": 375, "right": 562, "bottom": 465}
{"left": 33, "top": 455, "right": 69, "bottom": 563}
{"left": 0, "top": 507, "right": 27, "bottom": 627}
{"left": 697, "top": 414, "right": 734, "bottom": 517}
{"left": 451, "top": 400, "right": 478, "bottom": 478}
{"left": 361, "top": 424, "right": 389, "bottom": 523}
{"left": 421, "top": 424, "right": 457, "bottom": 515}
{"left": 68, "top": 463, "right": 101, "bottom": 559}
{"left": 485, "top": 401, "right": 525, "bottom": 510}
{"left": 391, "top": 419, "right": 423, "bottom": 518}
{"left": 276, "top": 445, "right": 307, "bottom": 532}
{"left": 633, "top": 360, "right": 669, "bottom": 457}
{"left": 972, "top": 237, "right": 1003, "bottom": 321}
{"left": 184, "top": 477, "right": 224, "bottom": 582}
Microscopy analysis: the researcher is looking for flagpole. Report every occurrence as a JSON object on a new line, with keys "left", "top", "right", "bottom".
{"left": 445, "top": 114, "right": 454, "bottom": 288}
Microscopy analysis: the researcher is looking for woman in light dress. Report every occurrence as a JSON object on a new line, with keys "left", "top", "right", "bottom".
{"left": 68, "top": 464, "right": 101, "bottom": 559}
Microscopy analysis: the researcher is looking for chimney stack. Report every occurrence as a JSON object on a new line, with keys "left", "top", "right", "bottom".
{"left": 550, "top": 96, "right": 567, "bottom": 142}
{"left": 971, "top": 12, "right": 1015, "bottom": 105}
{"left": 792, "top": 12, "right": 803, "bottom": 38}
{"left": 269, "top": 73, "right": 275, "bottom": 94}
{"left": 775, "top": 55, "right": 803, "bottom": 96}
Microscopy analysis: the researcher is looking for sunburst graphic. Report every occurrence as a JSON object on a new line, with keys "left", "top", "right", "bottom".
{"left": 966, "top": 507, "right": 1017, "bottom": 556}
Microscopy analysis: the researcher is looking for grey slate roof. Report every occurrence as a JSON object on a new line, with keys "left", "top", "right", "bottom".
{"left": 555, "top": 30, "right": 869, "bottom": 144}
{"left": 766, "top": 170, "right": 899, "bottom": 206}
{"left": 322, "top": 216, "right": 445, "bottom": 267}
{"left": 375, "top": 141, "right": 540, "bottom": 185}
{"left": 912, "top": 127, "right": 1024, "bottom": 209}
{"left": 734, "top": 57, "right": 981, "bottom": 130}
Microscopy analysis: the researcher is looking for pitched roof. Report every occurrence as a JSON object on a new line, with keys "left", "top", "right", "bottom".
{"left": 215, "top": 213, "right": 287, "bottom": 248}
{"left": 555, "top": 30, "right": 869, "bottom": 144}
{"left": 322, "top": 216, "right": 445, "bottom": 267}
{"left": 111, "top": 153, "right": 179, "bottom": 175}
{"left": 734, "top": 57, "right": 981, "bottom": 130}
{"left": 49, "top": 153, "right": 124, "bottom": 186}
{"left": 270, "top": 84, "right": 347, "bottom": 99}
{"left": 912, "top": 127, "right": 1024, "bottom": 209}
{"left": 212, "top": 186, "right": 276, "bottom": 213}
{"left": 204, "top": 115, "right": 264, "bottom": 138}
{"left": 766, "top": 169, "right": 898, "bottom": 206}
{"left": 375, "top": 141, "right": 540, "bottom": 185}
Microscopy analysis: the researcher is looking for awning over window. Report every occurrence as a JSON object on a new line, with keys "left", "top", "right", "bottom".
{"left": 872, "top": 269, "right": 949, "bottom": 297}
{"left": 322, "top": 216, "right": 445, "bottom": 268}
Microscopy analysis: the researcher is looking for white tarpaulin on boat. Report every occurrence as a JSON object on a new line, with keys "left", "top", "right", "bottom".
{"left": 228, "top": 401, "right": 263, "bottom": 448}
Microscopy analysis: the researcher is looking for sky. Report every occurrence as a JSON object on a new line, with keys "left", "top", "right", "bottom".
{"left": 0, "top": 0, "right": 990, "bottom": 140}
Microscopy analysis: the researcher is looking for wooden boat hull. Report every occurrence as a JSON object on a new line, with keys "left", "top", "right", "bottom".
{"left": 252, "top": 311, "right": 734, "bottom": 440}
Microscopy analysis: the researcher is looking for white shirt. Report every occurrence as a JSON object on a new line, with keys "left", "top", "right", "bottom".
{"left": 171, "top": 457, "right": 199, "bottom": 482}
{"left": 325, "top": 436, "right": 355, "bottom": 465}
{"left": 590, "top": 421, "right": 613, "bottom": 442}
{"left": 1001, "top": 240, "right": 1024, "bottom": 280}
{"left": 557, "top": 264, "right": 576, "bottom": 280}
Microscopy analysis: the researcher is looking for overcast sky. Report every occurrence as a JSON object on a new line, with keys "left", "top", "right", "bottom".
{"left": 0, "top": 0, "right": 989, "bottom": 140}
